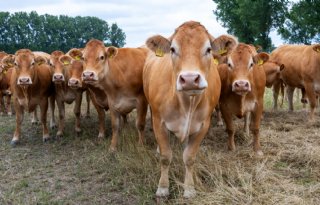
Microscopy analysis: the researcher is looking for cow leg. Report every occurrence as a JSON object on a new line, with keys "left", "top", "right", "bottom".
{"left": 301, "top": 88, "right": 308, "bottom": 108}
{"left": 244, "top": 112, "right": 250, "bottom": 136}
{"left": 11, "top": 98, "right": 24, "bottom": 145}
{"left": 90, "top": 96, "right": 106, "bottom": 139}
{"left": 272, "top": 81, "right": 281, "bottom": 110}
{"left": 0, "top": 94, "right": 4, "bottom": 115}
{"left": 6, "top": 95, "right": 12, "bottom": 116}
{"left": 153, "top": 115, "right": 171, "bottom": 197}
{"left": 31, "top": 106, "right": 39, "bottom": 124}
{"left": 183, "top": 118, "right": 210, "bottom": 198}
{"left": 109, "top": 110, "right": 121, "bottom": 151}
{"left": 250, "top": 102, "right": 263, "bottom": 156}
{"left": 49, "top": 95, "right": 56, "bottom": 129}
{"left": 304, "top": 83, "right": 317, "bottom": 121}
{"left": 56, "top": 97, "right": 65, "bottom": 138}
{"left": 286, "top": 86, "right": 295, "bottom": 111}
{"left": 220, "top": 106, "right": 235, "bottom": 151}
{"left": 215, "top": 106, "right": 223, "bottom": 126}
{"left": 74, "top": 92, "right": 82, "bottom": 135}
{"left": 40, "top": 98, "right": 50, "bottom": 142}
{"left": 136, "top": 97, "right": 148, "bottom": 145}
{"left": 84, "top": 90, "right": 90, "bottom": 118}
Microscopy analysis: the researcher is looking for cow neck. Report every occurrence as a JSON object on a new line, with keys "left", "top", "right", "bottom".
{"left": 100, "top": 60, "right": 123, "bottom": 94}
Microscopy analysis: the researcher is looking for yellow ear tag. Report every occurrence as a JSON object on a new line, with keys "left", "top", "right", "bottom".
{"left": 3, "top": 70, "right": 7, "bottom": 75}
{"left": 213, "top": 58, "right": 219, "bottom": 65}
{"left": 75, "top": 56, "right": 81, "bottom": 61}
{"left": 218, "top": 48, "right": 227, "bottom": 55}
{"left": 155, "top": 48, "right": 164, "bottom": 57}
{"left": 257, "top": 59, "right": 264, "bottom": 66}
{"left": 8, "top": 63, "right": 13, "bottom": 67}
{"left": 63, "top": 61, "right": 70, "bottom": 65}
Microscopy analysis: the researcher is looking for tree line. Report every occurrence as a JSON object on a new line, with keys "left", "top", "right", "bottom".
{"left": 0, "top": 11, "right": 126, "bottom": 54}
{"left": 213, "top": 0, "right": 320, "bottom": 51}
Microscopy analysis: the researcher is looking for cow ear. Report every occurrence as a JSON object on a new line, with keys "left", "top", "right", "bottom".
{"left": 68, "top": 48, "right": 83, "bottom": 60}
{"left": 2, "top": 54, "right": 15, "bottom": 68}
{"left": 106, "top": 46, "right": 118, "bottom": 59}
{"left": 211, "top": 34, "right": 238, "bottom": 56}
{"left": 59, "top": 55, "right": 72, "bottom": 65}
{"left": 312, "top": 44, "right": 320, "bottom": 53}
{"left": 146, "top": 35, "right": 171, "bottom": 57}
{"left": 35, "top": 56, "right": 47, "bottom": 66}
{"left": 254, "top": 52, "right": 269, "bottom": 66}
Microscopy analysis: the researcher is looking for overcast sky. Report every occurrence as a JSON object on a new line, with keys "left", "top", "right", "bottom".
{"left": 2, "top": 0, "right": 283, "bottom": 47}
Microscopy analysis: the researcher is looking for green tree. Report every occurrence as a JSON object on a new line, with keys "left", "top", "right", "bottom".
{"left": 0, "top": 11, "right": 126, "bottom": 53}
{"left": 278, "top": 0, "right": 320, "bottom": 44}
{"left": 213, "top": 0, "right": 289, "bottom": 51}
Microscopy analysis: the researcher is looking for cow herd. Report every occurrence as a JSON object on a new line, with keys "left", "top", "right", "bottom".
{"left": 0, "top": 21, "right": 319, "bottom": 198}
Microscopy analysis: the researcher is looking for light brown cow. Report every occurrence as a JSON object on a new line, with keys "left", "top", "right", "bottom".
{"left": 3, "top": 49, "right": 54, "bottom": 145}
{"left": 50, "top": 49, "right": 88, "bottom": 138}
{"left": 270, "top": 44, "right": 320, "bottom": 120}
{"left": 0, "top": 52, "right": 13, "bottom": 115}
{"left": 144, "top": 21, "right": 228, "bottom": 198}
{"left": 215, "top": 43, "right": 268, "bottom": 156}
{"left": 80, "top": 39, "right": 148, "bottom": 151}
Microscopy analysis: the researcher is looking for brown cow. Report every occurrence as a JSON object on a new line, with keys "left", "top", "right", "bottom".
{"left": 50, "top": 49, "right": 88, "bottom": 138}
{"left": 0, "top": 52, "right": 13, "bottom": 115}
{"left": 215, "top": 43, "right": 269, "bottom": 156}
{"left": 80, "top": 40, "right": 148, "bottom": 151}
{"left": 3, "top": 49, "right": 54, "bottom": 145}
{"left": 270, "top": 44, "right": 320, "bottom": 120}
{"left": 144, "top": 21, "right": 228, "bottom": 198}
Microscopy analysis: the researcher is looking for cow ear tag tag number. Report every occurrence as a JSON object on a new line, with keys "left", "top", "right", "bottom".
{"left": 155, "top": 48, "right": 164, "bottom": 57}
{"left": 257, "top": 59, "right": 264, "bottom": 66}
{"left": 75, "top": 56, "right": 81, "bottom": 61}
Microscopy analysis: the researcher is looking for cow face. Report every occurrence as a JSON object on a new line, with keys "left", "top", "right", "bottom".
{"left": 9, "top": 49, "right": 45, "bottom": 87}
{"left": 217, "top": 44, "right": 269, "bottom": 96}
{"left": 67, "top": 59, "right": 84, "bottom": 89}
{"left": 146, "top": 21, "right": 237, "bottom": 96}
{"left": 81, "top": 39, "right": 115, "bottom": 85}
{"left": 263, "top": 62, "right": 284, "bottom": 87}
{"left": 50, "top": 51, "right": 65, "bottom": 83}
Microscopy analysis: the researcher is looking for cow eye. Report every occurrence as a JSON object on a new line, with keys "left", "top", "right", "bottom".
{"left": 100, "top": 56, "right": 105, "bottom": 61}
{"left": 31, "top": 62, "right": 35, "bottom": 66}
{"left": 228, "top": 63, "right": 232, "bottom": 68}
{"left": 14, "top": 62, "right": 18, "bottom": 66}
{"left": 170, "top": 47, "right": 176, "bottom": 54}
{"left": 250, "top": 63, "right": 254, "bottom": 68}
{"left": 206, "top": 47, "right": 212, "bottom": 55}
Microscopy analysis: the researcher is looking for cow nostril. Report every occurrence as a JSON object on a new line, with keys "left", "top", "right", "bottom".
{"left": 245, "top": 82, "right": 249, "bottom": 87}
{"left": 179, "top": 76, "right": 186, "bottom": 84}
{"left": 89, "top": 72, "right": 94, "bottom": 77}
{"left": 194, "top": 74, "right": 200, "bottom": 84}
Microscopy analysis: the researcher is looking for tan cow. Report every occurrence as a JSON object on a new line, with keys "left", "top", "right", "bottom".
{"left": 144, "top": 21, "right": 230, "bottom": 198}
{"left": 215, "top": 43, "right": 269, "bottom": 156}
{"left": 80, "top": 39, "right": 148, "bottom": 151}
{"left": 270, "top": 44, "right": 320, "bottom": 120}
{"left": 3, "top": 49, "right": 54, "bottom": 145}
{"left": 50, "top": 49, "right": 88, "bottom": 138}
{"left": 0, "top": 52, "right": 13, "bottom": 115}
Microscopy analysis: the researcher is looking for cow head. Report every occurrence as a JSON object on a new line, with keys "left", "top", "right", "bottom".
{"left": 263, "top": 61, "right": 284, "bottom": 87}
{"left": 81, "top": 39, "right": 115, "bottom": 85}
{"left": 50, "top": 51, "right": 65, "bottom": 84}
{"left": 146, "top": 21, "right": 237, "bottom": 96}
{"left": 63, "top": 53, "right": 84, "bottom": 89}
{"left": 214, "top": 43, "right": 269, "bottom": 96}
{"left": 7, "top": 49, "right": 45, "bottom": 87}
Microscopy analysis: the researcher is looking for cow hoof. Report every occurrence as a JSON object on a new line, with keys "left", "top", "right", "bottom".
{"left": 50, "top": 124, "right": 57, "bottom": 130}
{"left": 8, "top": 112, "right": 13, "bottom": 116}
{"left": 10, "top": 140, "right": 19, "bottom": 146}
{"left": 183, "top": 187, "right": 196, "bottom": 198}
{"left": 217, "top": 121, "right": 224, "bottom": 126}
{"left": 31, "top": 121, "right": 39, "bottom": 125}
{"left": 97, "top": 133, "right": 105, "bottom": 139}
{"left": 43, "top": 137, "right": 51, "bottom": 143}
{"left": 156, "top": 187, "right": 169, "bottom": 197}
{"left": 109, "top": 146, "right": 117, "bottom": 153}
{"left": 255, "top": 150, "right": 264, "bottom": 156}
{"left": 56, "top": 134, "right": 63, "bottom": 141}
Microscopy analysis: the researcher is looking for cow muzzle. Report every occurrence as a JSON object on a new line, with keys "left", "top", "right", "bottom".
{"left": 52, "top": 73, "right": 65, "bottom": 83}
{"left": 82, "top": 71, "right": 97, "bottom": 83}
{"left": 18, "top": 77, "right": 32, "bottom": 85}
{"left": 68, "top": 78, "right": 81, "bottom": 89}
{"left": 232, "top": 80, "right": 251, "bottom": 95}
{"left": 177, "top": 71, "right": 207, "bottom": 95}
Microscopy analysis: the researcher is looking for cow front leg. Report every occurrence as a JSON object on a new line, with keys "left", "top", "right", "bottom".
{"left": 40, "top": 99, "right": 50, "bottom": 142}
{"left": 11, "top": 99, "right": 24, "bottom": 145}
{"left": 286, "top": 86, "right": 295, "bottom": 111}
{"left": 31, "top": 106, "right": 39, "bottom": 124}
{"left": 49, "top": 95, "right": 56, "bottom": 129}
{"left": 153, "top": 115, "right": 171, "bottom": 198}
{"left": 304, "top": 83, "right": 317, "bottom": 121}
{"left": 220, "top": 105, "right": 235, "bottom": 151}
{"left": 6, "top": 95, "right": 12, "bottom": 116}
{"left": 183, "top": 118, "right": 210, "bottom": 198}
{"left": 109, "top": 110, "right": 121, "bottom": 152}
{"left": 56, "top": 97, "right": 65, "bottom": 138}
{"left": 74, "top": 92, "right": 82, "bottom": 135}
{"left": 250, "top": 101, "right": 263, "bottom": 156}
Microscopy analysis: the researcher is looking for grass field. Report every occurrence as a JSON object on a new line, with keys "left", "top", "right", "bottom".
{"left": 0, "top": 88, "right": 320, "bottom": 204}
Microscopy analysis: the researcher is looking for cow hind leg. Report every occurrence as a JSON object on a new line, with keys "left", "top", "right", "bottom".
{"left": 56, "top": 98, "right": 65, "bottom": 139}
{"left": 49, "top": 96, "right": 57, "bottom": 129}
{"left": 74, "top": 93, "right": 82, "bottom": 136}
{"left": 6, "top": 95, "right": 12, "bottom": 116}
{"left": 40, "top": 99, "right": 50, "bottom": 142}
{"left": 286, "top": 86, "right": 295, "bottom": 111}
{"left": 304, "top": 83, "right": 317, "bottom": 121}
{"left": 31, "top": 106, "right": 39, "bottom": 124}
{"left": 135, "top": 98, "right": 148, "bottom": 145}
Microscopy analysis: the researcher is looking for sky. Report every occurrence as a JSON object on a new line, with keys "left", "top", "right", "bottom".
{"left": 1, "top": 0, "right": 284, "bottom": 47}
